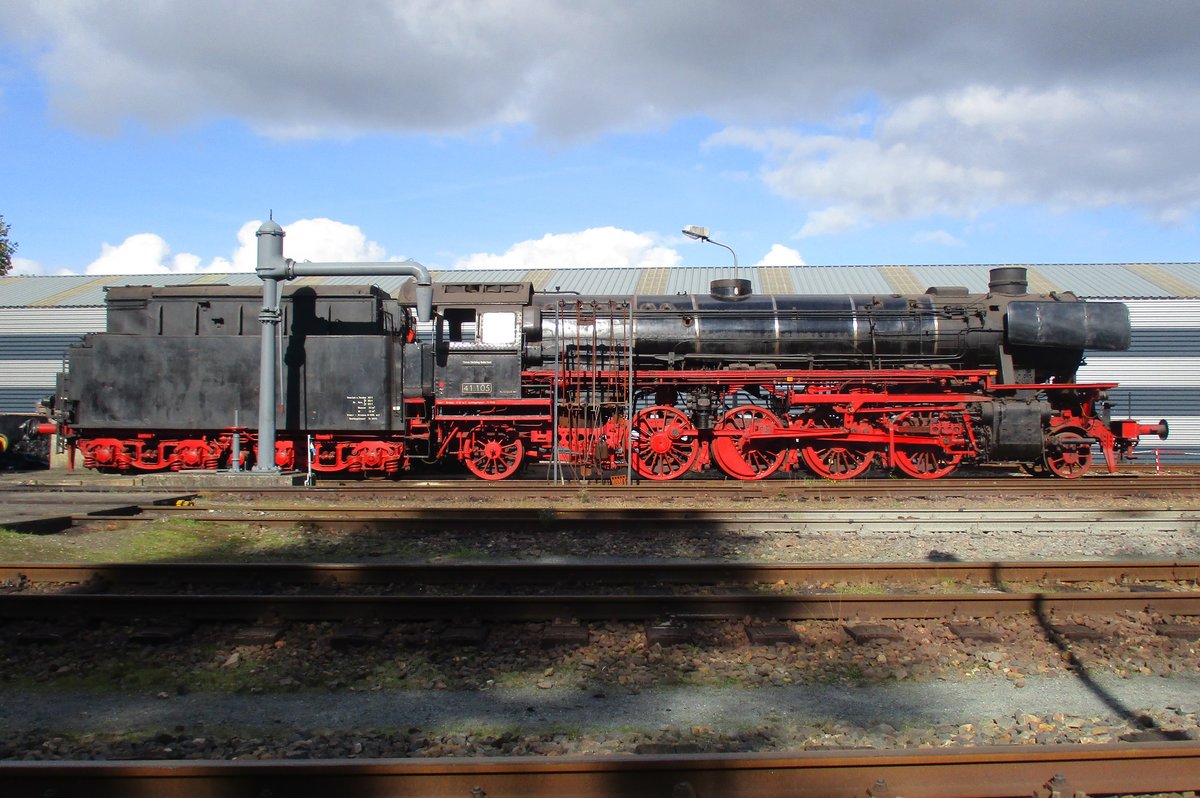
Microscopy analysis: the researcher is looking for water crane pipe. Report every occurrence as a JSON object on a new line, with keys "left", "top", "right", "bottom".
{"left": 253, "top": 219, "right": 434, "bottom": 473}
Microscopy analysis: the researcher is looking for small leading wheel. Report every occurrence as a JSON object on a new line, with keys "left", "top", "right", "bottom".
{"left": 1045, "top": 429, "right": 1092, "bottom": 478}
{"left": 798, "top": 415, "right": 875, "bottom": 480}
{"left": 630, "top": 405, "right": 699, "bottom": 481}
{"left": 463, "top": 427, "right": 524, "bottom": 480}
{"left": 710, "top": 406, "right": 787, "bottom": 480}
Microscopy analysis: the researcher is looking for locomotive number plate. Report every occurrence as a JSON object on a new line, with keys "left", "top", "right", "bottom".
{"left": 461, "top": 382, "right": 493, "bottom": 395}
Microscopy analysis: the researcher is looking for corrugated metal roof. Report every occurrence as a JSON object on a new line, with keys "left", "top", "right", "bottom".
{"left": 789, "top": 266, "right": 893, "bottom": 294}
{"left": 878, "top": 265, "right": 924, "bottom": 294}
{"left": 1030, "top": 264, "right": 1169, "bottom": 297}
{"left": 544, "top": 267, "right": 641, "bottom": 295}
{"left": 0, "top": 275, "right": 102, "bottom": 306}
{"left": 4, "top": 263, "right": 1200, "bottom": 307}
{"left": 756, "top": 267, "right": 796, "bottom": 294}
{"left": 665, "top": 267, "right": 735, "bottom": 295}
{"left": 436, "top": 268, "right": 532, "bottom": 284}
{"left": 1126, "top": 264, "right": 1200, "bottom": 297}
{"left": 635, "top": 268, "right": 670, "bottom": 294}
{"left": 905, "top": 265, "right": 991, "bottom": 292}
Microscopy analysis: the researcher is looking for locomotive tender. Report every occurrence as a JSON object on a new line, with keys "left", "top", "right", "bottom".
{"left": 42, "top": 264, "right": 1166, "bottom": 480}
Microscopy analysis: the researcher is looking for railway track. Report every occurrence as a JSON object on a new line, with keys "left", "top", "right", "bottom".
{"left": 6, "top": 472, "right": 1200, "bottom": 504}
{"left": 72, "top": 506, "right": 1200, "bottom": 538}
{"left": 3, "top": 560, "right": 1198, "bottom": 623}
{"left": 4, "top": 559, "right": 1198, "bottom": 588}
{"left": 2, "top": 742, "right": 1198, "bottom": 797}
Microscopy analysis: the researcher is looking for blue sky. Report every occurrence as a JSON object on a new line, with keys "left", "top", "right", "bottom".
{"left": 2, "top": 1, "right": 1198, "bottom": 276}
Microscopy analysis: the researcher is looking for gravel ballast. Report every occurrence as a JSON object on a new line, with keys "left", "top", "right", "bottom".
{"left": 2, "top": 676, "right": 1198, "bottom": 760}
{"left": 2, "top": 482, "right": 1199, "bottom": 763}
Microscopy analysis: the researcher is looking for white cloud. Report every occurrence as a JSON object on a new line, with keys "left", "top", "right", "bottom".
{"left": 756, "top": 244, "right": 805, "bottom": 266}
{"left": 798, "top": 207, "right": 862, "bottom": 238}
{"left": 711, "top": 85, "right": 1200, "bottom": 234}
{"left": 76, "top": 218, "right": 399, "bottom": 275}
{"left": 85, "top": 233, "right": 216, "bottom": 275}
{"left": 454, "top": 227, "right": 681, "bottom": 269}
{"left": 5, "top": 1, "right": 1200, "bottom": 239}
{"left": 914, "top": 230, "right": 965, "bottom": 247}
{"left": 6, "top": 2, "right": 1197, "bottom": 142}
{"left": 8, "top": 256, "right": 49, "bottom": 276}
{"left": 269, "top": 218, "right": 400, "bottom": 266}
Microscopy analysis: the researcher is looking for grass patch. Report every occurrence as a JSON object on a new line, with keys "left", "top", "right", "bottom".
{"left": 0, "top": 517, "right": 387, "bottom": 564}
{"left": 824, "top": 582, "right": 890, "bottom": 595}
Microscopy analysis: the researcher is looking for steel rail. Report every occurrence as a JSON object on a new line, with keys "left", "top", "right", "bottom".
{"left": 73, "top": 507, "right": 1200, "bottom": 536}
{"left": 0, "top": 742, "right": 1197, "bottom": 798}
{"left": 117, "top": 506, "right": 1200, "bottom": 520}
{"left": 2, "top": 560, "right": 1197, "bottom": 588}
{"left": 6, "top": 473, "right": 1200, "bottom": 501}
{"left": 2, "top": 589, "right": 1198, "bottom": 622}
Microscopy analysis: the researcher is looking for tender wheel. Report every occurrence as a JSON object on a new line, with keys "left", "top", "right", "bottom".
{"left": 1045, "top": 429, "right": 1092, "bottom": 478}
{"left": 463, "top": 427, "right": 524, "bottom": 480}
{"left": 798, "top": 416, "right": 874, "bottom": 480}
{"left": 711, "top": 406, "right": 787, "bottom": 481}
{"left": 630, "top": 405, "right": 699, "bottom": 481}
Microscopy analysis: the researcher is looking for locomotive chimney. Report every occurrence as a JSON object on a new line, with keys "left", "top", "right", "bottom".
{"left": 988, "top": 267, "right": 1028, "bottom": 296}
{"left": 681, "top": 225, "right": 753, "bottom": 300}
{"left": 709, "top": 277, "right": 753, "bottom": 300}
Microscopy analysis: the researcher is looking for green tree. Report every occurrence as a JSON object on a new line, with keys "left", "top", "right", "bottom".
{"left": 0, "top": 214, "right": 17, "bottom": 275}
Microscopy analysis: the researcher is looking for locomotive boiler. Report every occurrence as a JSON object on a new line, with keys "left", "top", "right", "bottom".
{"left": 42, "top": 265, "right": 1166, "bottom": 481}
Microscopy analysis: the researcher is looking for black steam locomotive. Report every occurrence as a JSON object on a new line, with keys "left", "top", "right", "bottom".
{"left": 41, "top": 267, "right": 1165, "bottom": 480}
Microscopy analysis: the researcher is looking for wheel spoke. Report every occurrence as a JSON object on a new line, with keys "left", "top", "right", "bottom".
{"left": 798, "top": 415, "right": 874, "bottom": 480}
{"left": 464, "top": 427, "right": 523, "bottom": 480}
{"left": 631, "top": 406, "right": 698, "bottom": 481}
{"left": 711, "top": 406, "right": 786, "bottom": 480}
{"left": 1045, "top": 429, "right": 1092, "bottom": 479}
{"left": 890, "top": 411, "right": 963, "bottom": 480}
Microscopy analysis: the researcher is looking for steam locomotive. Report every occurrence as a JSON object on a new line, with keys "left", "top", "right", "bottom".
{"left": 41, "top": 266, "right": 1166, "bottom": 480}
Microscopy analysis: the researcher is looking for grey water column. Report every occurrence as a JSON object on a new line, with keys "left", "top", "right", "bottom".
{"left": 253, "top": 219, "right": 434, "bottom": 473}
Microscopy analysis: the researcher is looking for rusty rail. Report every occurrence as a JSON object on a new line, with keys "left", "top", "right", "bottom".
{"left": 6, "top": 473, "right": 1200, "bottom": 503}
{"left": 2, "top": 560, "right": 1197, "bottom": 588}
{"left": 1, "top": 742, "right": 1198, "bottom": 797}
{"left": 2, "top": 588, "right": 1197, "bottom": 622}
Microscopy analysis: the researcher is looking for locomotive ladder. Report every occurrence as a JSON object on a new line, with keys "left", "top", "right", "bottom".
{"left": 550, "top": 299, "right": 634, "bottom": 483}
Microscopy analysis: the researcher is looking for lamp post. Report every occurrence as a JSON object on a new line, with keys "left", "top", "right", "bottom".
{"left": 681, "top": 225, "right": 739, "bottom": 279}
{"left": 682, "top": 225, "right": 752, "bottom": 299}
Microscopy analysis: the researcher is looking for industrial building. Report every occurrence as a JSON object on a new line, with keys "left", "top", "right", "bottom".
{"left": 2, "top": 262, "right": 1198, "bottom": 462}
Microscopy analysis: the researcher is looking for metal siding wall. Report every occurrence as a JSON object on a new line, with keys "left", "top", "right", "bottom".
{"left": 1078, "top": 299, "right": 1200, "bottom": 462}
{"left": 0, "top": 335, "right": 89, "bottom": 358}
{"left": 1123, "top": 299, "right": 1200, "bottom": 328}
{"left": 0, "top": 307, "right": 106, "bottom": 333}
{"left": 0, "top": 308, "right": 104, "bottom": 413}
{"left": 2, "top": 294, "right": 1199, "bottom": 464}
{"left": 0, "top": 388, "right": 48, "bottom": 414}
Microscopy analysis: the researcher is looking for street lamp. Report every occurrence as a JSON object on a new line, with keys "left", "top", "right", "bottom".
{"left": 682, "top": 225, "right": 752, "bottom": 300}
{"left": 681, "top": 225, "right": 739, "bottom": 279}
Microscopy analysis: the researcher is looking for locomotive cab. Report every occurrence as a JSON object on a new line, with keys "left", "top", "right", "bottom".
{"left": 432, "top": 283, "right": 533, "bottom": 400}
